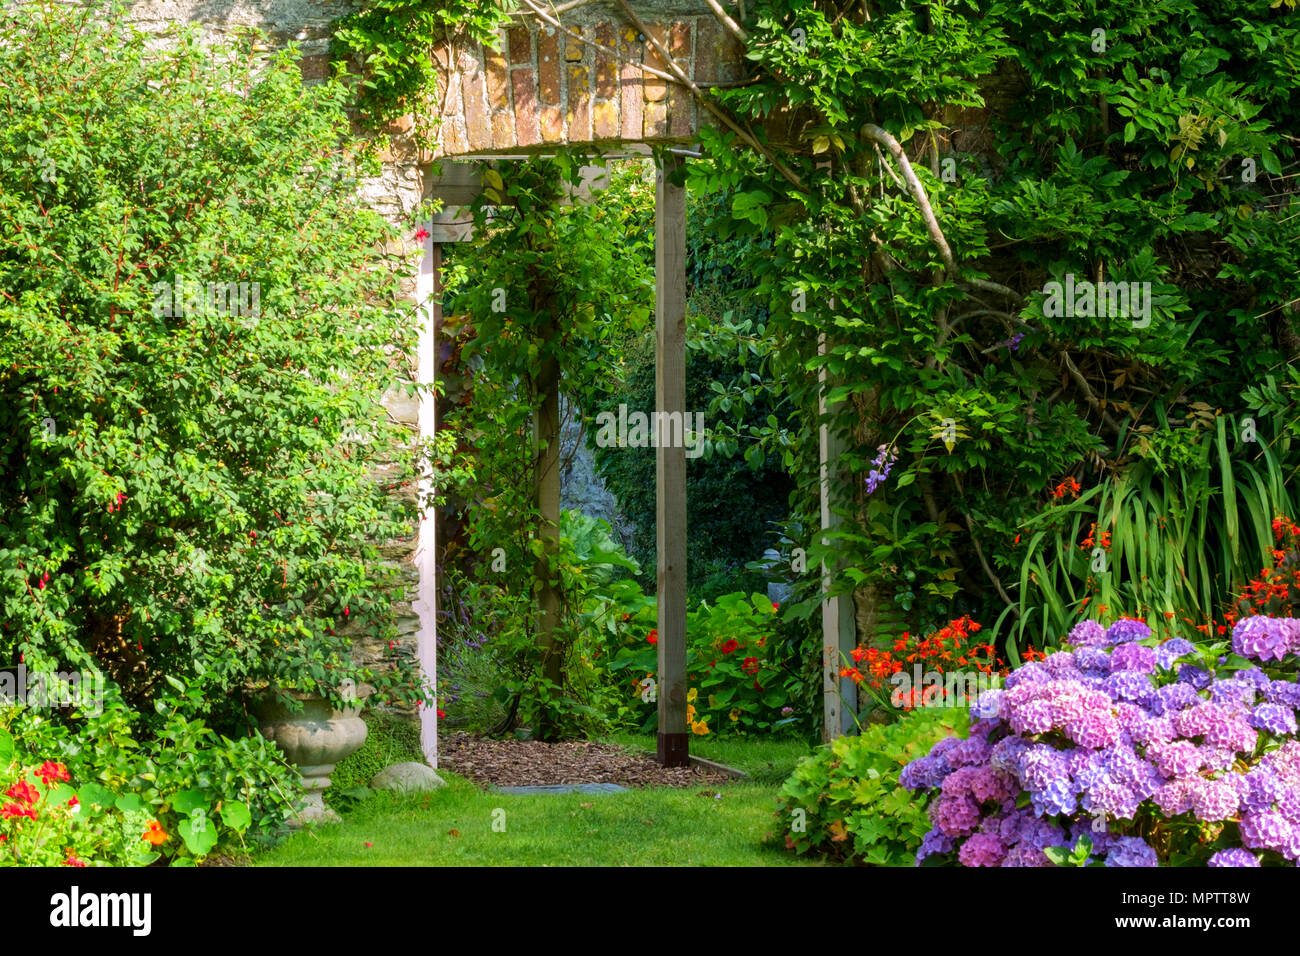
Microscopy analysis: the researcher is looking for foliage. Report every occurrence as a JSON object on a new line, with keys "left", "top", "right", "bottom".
{"left": 436, "top": 155, "right": 653, "bottom": 737}
{"left": 2, "top": 687, "right": 290, "bottom": 865}
{"left": 902, "top": 615, "right": 1300, "bottom": 867}
{"left": 1008, "top": 414, "right": 1297, "bottom": 655}
{"left": 591, "top": 182, "right": 795, "bottom": 601}
{"left": 692, "top": 0, "right": 1299, "bottom": 662}
{"left": 608, "top": 592, "right": 803, "bottom": 736}
{"left": 772, "top": 708, "right": 970, "bottom": 865}
{"left": 0, "top": 2, "right": 427, "bottom": 725}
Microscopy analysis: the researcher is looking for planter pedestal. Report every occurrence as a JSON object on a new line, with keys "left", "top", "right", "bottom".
{"left": 254, "top": 694, "right": 367, "bottom": 826}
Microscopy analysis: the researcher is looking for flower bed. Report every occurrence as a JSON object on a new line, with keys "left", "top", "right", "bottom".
{"left": 901, "top": 615, "right": 1300, "bottom": 866}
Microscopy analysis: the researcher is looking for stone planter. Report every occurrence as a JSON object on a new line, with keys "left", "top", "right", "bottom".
{"left": 253, "top": 692, "right": 367, "bottom": 826}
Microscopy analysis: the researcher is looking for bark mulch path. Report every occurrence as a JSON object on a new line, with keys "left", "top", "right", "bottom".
{"left": 438, "top": 732, "right": 733, "bottom": 790}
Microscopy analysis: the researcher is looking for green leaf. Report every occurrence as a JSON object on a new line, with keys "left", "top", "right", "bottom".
{"left": 0, "top": 730, "right": 12, "bottom": 766}
{"left": 220, "top": 800, "right": 252, "bottom": 831}
{"left": 179, "top": 811, "right": 219, "bottom": 856}
{"left": 116, "top": 793, "right": 147, "bottom": 813}
{"left": 77, "top": 783, "right": 116, "bottom": 811}
{"left": 171, "top": 789, "right": 209, "bottom": 815}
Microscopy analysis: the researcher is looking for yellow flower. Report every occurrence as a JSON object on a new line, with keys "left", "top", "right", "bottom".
{"left": 687, "top": 688, "right": 698, "bottom": 702}
{"left": 729, "top": 707, "right": 741, "bottom": 722}
{"left": 691, "top": 720, "right": 709, "bottom": 735}
{"left": 708, "top": 694, "right": 718, "bottom": 709}
{"left": 686, "top": 703, "right": 696, "bottom": 722}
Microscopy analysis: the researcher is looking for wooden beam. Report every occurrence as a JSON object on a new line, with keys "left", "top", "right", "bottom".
{"left": 655, "top": 151, "right": 689, "bottom": 767}
{"left": 819, "top": 329, "right": 857, "bottom": 740}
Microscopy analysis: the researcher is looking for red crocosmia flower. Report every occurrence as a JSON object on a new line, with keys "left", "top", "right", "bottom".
{"left": 62, "top": 850, "right": 87, "bottom": 867}
{"left": 35, "top": 761, "right": 70, "bottom": 787}
{"left": 436, "top": 708, "right": 447, "bottom": 719}
{"left": 1, "top": 803, "right": 37, "bottom": 821}
{"left": 720, "top": 639, "right": 739, "bottom": 655}
{"left": 772, "top": 602, "right": 780, "bottom": 611}
{"left": 646, "top": 629, "right": 658, "bottom": 645}
{"left": 415, "top": 228, "right": 431, "bottom": 242}
{"left": 5, "top": 780, "right": 40, "bottom": 806}
{"left": 741, "top": 656, "right": 760, "bottom": 675}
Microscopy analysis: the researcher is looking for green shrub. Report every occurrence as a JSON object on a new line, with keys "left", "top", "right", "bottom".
{"left": 0, "top": 1, "right": 425, "bottom": 720}
{"left": 2, "top": 687, "right": 292, "bottom": 864}
{"left": 608, "top": 591, "right": 804, "bottom": 737}
{"left": 771, "top": 708, "right": 969, "bottom": 866}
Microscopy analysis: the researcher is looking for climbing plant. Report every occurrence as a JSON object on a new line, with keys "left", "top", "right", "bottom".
{"left": 679, "top": 0, "right": 1300, "bottom": 659}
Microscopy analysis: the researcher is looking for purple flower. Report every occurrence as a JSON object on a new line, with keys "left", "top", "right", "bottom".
{"left": 864, "top": 444, "right": 898, "bottom": 494}
{"left": 1150, "top": 740, "right": 1202, "bottom": 778}
{"left": 916, "top": 827, "right": 955, "bottom": 864}
{"left": 958, "top": 833, "right": 1006, "bottom": 866}
{"left": 1110, "top": 643, "right": 1157, "bottom": 674}
{"left": 1208, "top": 848, "right": 1260, "bottom": 867}
{"left": 1106, "top": 619, "right": 1152, "bottom": 645}
{"left": 1187, "top": 777, "right": 1241, "bottom": 822}
{"left": 1240, "top": 811, "right": 1300, "bottom": 860}
{"left": 1233, "top": 615, "right": 1290, "bottom": 663}
{"left": 1105, "top": 836, "right": 1159, "bottom": 867}
{"left": 1068, "top": 620, "right": 1108, "bottom": 649}
{"left": 1251, "top": 702, "right": 1298, "bottom": 736}
{"left": 1155, "top": 638, "right": 1195, "bottom": 671}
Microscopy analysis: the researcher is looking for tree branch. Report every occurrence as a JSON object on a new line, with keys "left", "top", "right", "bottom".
{"left": 702, "top": 0, "right": 747, "bottom": 43}
{"left": 963, "top": 512, "right": 1020, "bottom": 617}
{"left": 860, "top": 123, "right": 954, "bottom": 275}
{"left": 1061, "top": 350, "right": 1123, "bottom": 434}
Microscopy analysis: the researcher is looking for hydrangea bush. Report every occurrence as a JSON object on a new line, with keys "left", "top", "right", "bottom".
{"left": 901, "top": 615, "right": 1300, "bottom": 866}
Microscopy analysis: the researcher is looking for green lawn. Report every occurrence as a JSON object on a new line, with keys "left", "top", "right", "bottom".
{"left": 598, "top": 733, "right": 819, "bottom": 785}
{"left": 256, "top": 737, "right": 825, "bottom": 867}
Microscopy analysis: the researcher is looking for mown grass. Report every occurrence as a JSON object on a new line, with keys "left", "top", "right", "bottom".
{"left": 255, "top": 736, "right": 824, "bottom": 867}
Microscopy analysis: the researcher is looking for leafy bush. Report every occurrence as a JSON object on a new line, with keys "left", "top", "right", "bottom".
{"left": 902, "top": 615, "right": 1300, "bottom": 867}
{"left": 0, "top": 1, "right": 425, "bottom": 719}
{"left": 2, "top": 690, "right": 284, "bottom": 865}
{"left": 771, "top": 708, "right": 969, "bottom": 865}
{"left": 609, "top": 592, "right": 802, "bottom": 736}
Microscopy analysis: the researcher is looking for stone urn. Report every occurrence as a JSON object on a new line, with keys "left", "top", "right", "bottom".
{"left": 253, "top": 691, "right": 367, "bottom": 826}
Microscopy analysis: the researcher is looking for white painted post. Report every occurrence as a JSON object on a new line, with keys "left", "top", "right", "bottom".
{"left": 414, "top": 231, "right": 440, "bottom": 766}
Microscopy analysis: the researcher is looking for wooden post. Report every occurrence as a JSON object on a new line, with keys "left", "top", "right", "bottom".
{"left": 655, "top": 151, "right": 689, "bottom": 766}
{"left": 819, "top": 328, "right": 857, "bottom": 741}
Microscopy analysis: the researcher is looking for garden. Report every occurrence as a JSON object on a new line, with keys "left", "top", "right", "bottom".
{"left": 2, "top": 0, "right": 1299, "bottom": 878}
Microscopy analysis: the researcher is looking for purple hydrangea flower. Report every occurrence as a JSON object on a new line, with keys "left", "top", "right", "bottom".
{"left": 1105, "top": 836, "right": 1159, "bottom": 867}
{"left": 1208, "top": 848, "right": 1260, "bottom": 867}
{"left": 1068, "top": 620, "right": 1108, "bottom": 649}
{"left": 1110, "top": 643, "right": 1157, "bottom": 674}
{"left": 1240, "top": 811, "right": 1300, "bottom": 860}
{"left": 1251, "top": 702, "right": 1298, "bottom": 736}
{"left": 958, "top": 832, "right": 1006, "bottom": 867}
{"left": 1233, "top": 615, "right": 1290, "bottom": 663}
{"left": 1106, "top": 619, "right": 1152, "bottom": 645}
{"left": 1155, "top": 638, "right": 1196, "bottom": 671}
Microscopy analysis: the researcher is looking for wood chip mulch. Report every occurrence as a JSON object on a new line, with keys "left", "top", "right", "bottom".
{"left": 438, "top": 732, "right": 733, "bottom": 790}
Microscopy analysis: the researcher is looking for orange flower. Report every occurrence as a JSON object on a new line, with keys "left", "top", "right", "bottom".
{"left": 142, "top": 821, "right": 169, "bottom": 846}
